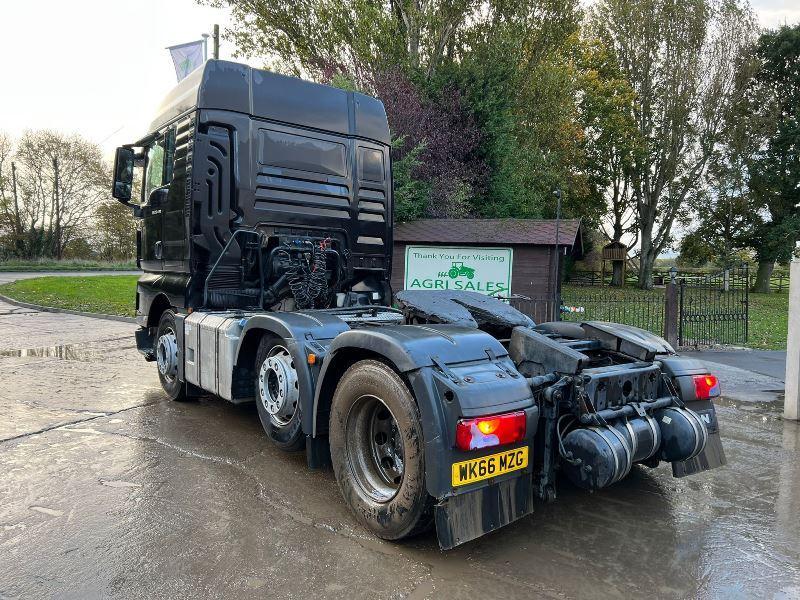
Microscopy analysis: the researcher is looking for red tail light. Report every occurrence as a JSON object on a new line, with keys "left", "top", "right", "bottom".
{"left": 455, "top": 411, "right": 526, "bottom": 451}
{"left": 693, "top": 374, "right": 721, "bottom": 399}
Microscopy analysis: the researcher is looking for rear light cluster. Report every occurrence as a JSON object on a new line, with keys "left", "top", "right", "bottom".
{"left": 455, "top": 411, "right": 526, "bottom": 451}
{"left": 693, "top": 374, "right": 721, "bottom": 399}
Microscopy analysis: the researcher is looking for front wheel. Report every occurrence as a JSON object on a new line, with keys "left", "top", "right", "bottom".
{"left": 155, "top": 310, "right": 186, "bottom": 401}
{"left": 254, "top": 336, "right": 304, "bottom": 451}
{"left": 329, "top": 360, "right": 433, "bottom": 541}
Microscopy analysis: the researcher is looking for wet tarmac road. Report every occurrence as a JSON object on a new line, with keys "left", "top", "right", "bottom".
{"left": 1, "top": 298, "right": 800, "bottom": 599}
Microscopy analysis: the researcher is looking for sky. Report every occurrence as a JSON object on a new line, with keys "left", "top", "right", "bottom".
{"left": 1, "top": 0, "right": 797, "bottom": 160}
{"left": 0, "top": 0, "right": 253, "bottom": 158}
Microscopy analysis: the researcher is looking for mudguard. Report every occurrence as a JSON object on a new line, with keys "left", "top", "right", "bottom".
{"left": 136, "top": 272, "right": 192, "bottom": 327}
{"left": 581, "top": 321, "right": 676, "bottom": 360}
{"left": 314, "top": 324, "right": 537, "bottom": 499}
{"left": 659, "top": 355, "right": 727, "bottom": 476}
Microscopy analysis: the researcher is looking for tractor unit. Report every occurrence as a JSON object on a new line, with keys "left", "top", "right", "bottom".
{"left": 112, "top": 60, "right": 725, "bottom": 549}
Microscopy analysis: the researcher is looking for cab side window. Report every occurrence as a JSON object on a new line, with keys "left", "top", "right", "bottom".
{"left": 143, "top": 129, "right": 176, "bottom": 202}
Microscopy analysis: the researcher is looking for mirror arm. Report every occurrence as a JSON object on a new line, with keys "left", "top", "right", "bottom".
{"left": 114, "top": 197, "right": 143, "bottom": 218}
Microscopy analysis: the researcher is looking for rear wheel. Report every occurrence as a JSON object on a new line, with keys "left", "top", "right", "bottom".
{"left": 155, "top": 310, "right": 186, "bottom": 401}
{"left": 254, "top": 336, "right": 304, "bottom": 451}
{"left": 329, "top": 360, "right": 432, "bottom": 540}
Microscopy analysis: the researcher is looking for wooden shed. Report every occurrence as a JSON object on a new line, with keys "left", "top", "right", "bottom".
{"left": 392, "top": 219, "right": 583, "bottom": 306}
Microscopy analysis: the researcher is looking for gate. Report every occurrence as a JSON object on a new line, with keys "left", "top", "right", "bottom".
{"left": 678, "top": 265, "right": 749, "bottom": 347}
{"left": 508, "top": 266, "right": 749, "bottom": 348}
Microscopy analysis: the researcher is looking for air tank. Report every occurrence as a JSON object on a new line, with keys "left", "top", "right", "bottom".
{"left": 560, "top": 408, "right": 707, "bottom": 490}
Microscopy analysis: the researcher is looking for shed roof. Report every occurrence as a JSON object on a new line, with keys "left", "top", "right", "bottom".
{"left": 395, "top": 219, "right": 583, "bottom": 251}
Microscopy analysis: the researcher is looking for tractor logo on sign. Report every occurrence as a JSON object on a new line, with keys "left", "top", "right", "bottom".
{"left": 444, "top": 262, "right": 476, "bottom": 280}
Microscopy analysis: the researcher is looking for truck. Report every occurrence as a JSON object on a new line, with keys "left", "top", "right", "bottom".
{"left": 111, "top": 60, "right": 726, "bottom": 549}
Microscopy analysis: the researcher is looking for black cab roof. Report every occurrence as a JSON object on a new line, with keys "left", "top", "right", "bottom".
{"left": 147, "top": 60, "right": 390, "bottom": 145}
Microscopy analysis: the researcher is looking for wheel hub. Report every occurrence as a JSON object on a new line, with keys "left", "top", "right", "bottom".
{"left": 345, "top": 395, "right": 405, "bottom": 503}
{"left": 258, "top": 346, "right": 299, "bottom": 427}
{"left": 156, "top": 329, "right": 178, "bottom": 381}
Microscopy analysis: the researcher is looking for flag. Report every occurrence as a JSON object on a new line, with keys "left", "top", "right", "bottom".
{"left": 167, "top": 39, "right": 206, "bottom": 82}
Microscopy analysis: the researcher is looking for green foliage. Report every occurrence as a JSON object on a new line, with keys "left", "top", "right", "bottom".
{"left": 205, "top": 0, "right": 795, "bottom": 284}
{"left": 744, "top": 24, "right": 800, "bottom": 265}
{"left": 94, "top": 201, "right": 137, "bottom": 261}
{"left": 677, "top": 231, "right": 717, "bottom": 267}
{"left": 212, "top": 0, "right": 601, "bottom": 222}
{"left": 392, "top": 137, "right": 430, "bottom": 222}
{"left": 574, "top": 36, "right": 643, "bottom": 240}
{"left": 0, "top": 258, "right": 135, "bottom": 272}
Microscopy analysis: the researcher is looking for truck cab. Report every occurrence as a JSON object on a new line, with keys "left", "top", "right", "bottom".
{"left": 111, "top": 60, "right": 725, "bottom": 550}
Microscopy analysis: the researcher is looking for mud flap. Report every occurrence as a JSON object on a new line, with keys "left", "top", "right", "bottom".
{"left": 135, "top": 327, "right": 155, "bottom": 361}
{"left": 435, "top": 475, "right": 533, "bottom": 550}
{"left": 672, "top": 431, "right": 726, "bottom": 477}
{"left": 672, "top": 401, "right": 726, "bottom": 477}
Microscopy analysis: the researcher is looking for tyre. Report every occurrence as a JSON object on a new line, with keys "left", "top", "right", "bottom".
{"left": 448, "top": 267, "right": 459, "bottom": 279}
{"left": 254, "top": 336, "right": 304, "bottom": 451}
{"left": 329, "top": 360, "right": 433, "bottom": 541}
{"left": 155, "top": 310, "right": 186, "bottom": 401}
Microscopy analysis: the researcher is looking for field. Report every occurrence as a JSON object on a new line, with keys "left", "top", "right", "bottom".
{"left": 0, "top": 276, "right": 789, "bottom": 349}
{"left": 747, "top": 290, "right": 790, "bottom": 350}
{"left": 0, "top": 275, "right": 138, "bottom": 316}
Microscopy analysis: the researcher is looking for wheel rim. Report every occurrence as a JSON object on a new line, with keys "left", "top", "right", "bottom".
{"left": 345, "top": 395, "right": 404, "bottom": 503}
{"left": 258, "top": 345, "right": 299, "bottom": 427}
{"left": 156, "top": 327, "right": 178, "bottom": 383}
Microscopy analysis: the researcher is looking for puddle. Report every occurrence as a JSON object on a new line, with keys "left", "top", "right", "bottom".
{"left": 716, "top": 395, "right": 785, "bottom": 417}
{"left": 0, "top": 342, "right": 135, "bottom": 361}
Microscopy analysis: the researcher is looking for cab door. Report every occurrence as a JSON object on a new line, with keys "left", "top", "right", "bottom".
{"left": 139, "top": 134, "right": 168, "bottom": 272}
{"left": 161, "top": 125, "right": 188, "bottom": 272}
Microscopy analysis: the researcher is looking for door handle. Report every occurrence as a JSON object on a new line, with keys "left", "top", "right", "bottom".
{"left": 154, "top": 241, "right": 163, "bottom": 259}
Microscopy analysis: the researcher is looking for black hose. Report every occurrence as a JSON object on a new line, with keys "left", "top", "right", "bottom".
{"left": 579, "top": 396, "right": 676, "bottom": 425}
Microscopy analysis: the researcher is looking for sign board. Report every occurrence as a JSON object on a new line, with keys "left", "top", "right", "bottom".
{"left": 403, "top": 246, "right": 513, "bottom": 296}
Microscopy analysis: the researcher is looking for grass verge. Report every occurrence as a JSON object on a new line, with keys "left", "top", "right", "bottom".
{"left": 0, "top": 259, "right": 136, "bottom": 272}
{"left": 0, "top": 277, "right": 788, "bottom": 349}
{"left": 0, "top": 275, "right": 138, "bottom": 317}
{"left": 562, "top": 284, "right": 788, "bottom": 350}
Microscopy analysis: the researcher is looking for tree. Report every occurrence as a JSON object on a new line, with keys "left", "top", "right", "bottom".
{"left": 207, "top": 0, "right": 596, "bottom": 221}
{"left": 0, "top": 132, "right": 24, "bottom": 257}
{"left": 94, "top": 201, "right": 137, "bottom": 261}
{"left": 744, "top": 24, "right": 800, "bottom": 292}
{"left": 446, "top": 0, "right": 593, "bottom": 220}
{"left": 0, "top": 131, "right": 108, "bottom": 259}
{"left": 575, "top": 36, "right": 644, "bottom": 285}
{"left": 205, "top": 0, "right": 483, "bottom": 81}
{"left": 591, "top": 0, "right": 757, "bottom": 288}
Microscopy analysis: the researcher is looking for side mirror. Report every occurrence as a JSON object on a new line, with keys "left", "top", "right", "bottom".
{"left": 112, "top": 147, "right": 135, "bottom": 202}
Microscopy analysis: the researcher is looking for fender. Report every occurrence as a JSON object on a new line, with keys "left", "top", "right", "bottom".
{"left": 313, "top": 324, "right": 535, "bottom": 498}
{"left": 136, "top": 272, "right": 192, "bottom": 327}
{"left": 235, "top": 311, "right": 349, "bottom": 433}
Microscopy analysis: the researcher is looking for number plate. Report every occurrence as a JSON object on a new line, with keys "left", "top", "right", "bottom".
{"left": 451, "top": 446, "right": 528, "bottom": 487}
